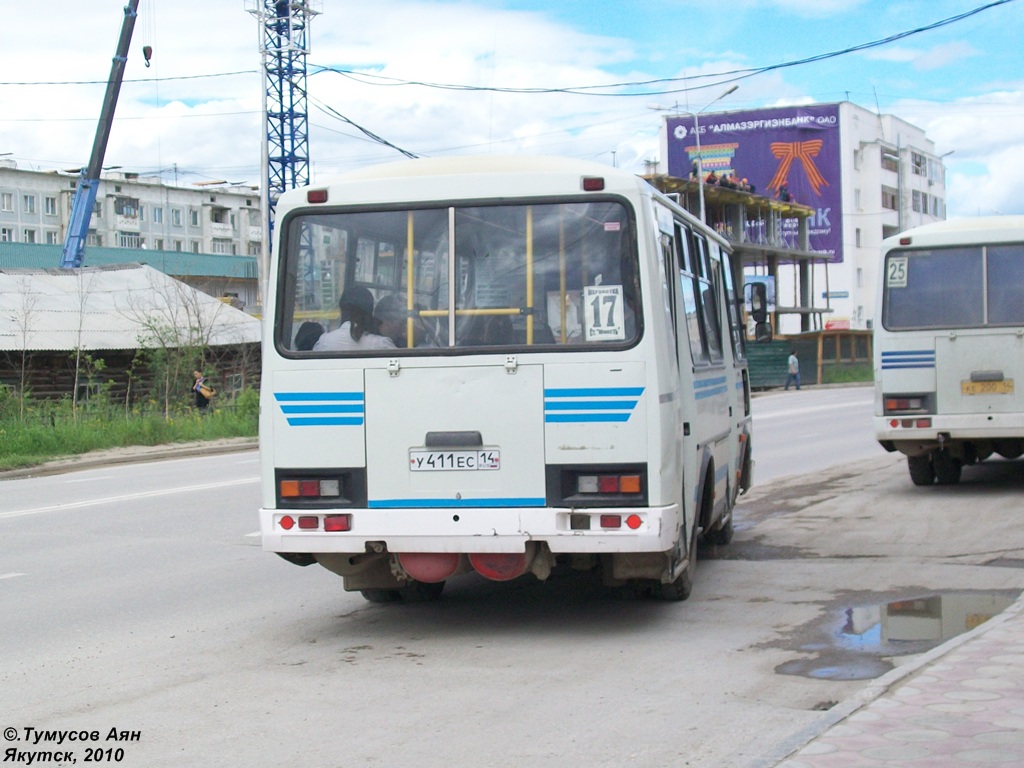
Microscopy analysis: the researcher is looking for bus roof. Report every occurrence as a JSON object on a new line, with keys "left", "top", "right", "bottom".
{"left": 331, "top": 154, "right": 638, "bottom": 183}
{"left": 883, "top": 215, "right": 1024, "bottom": 250}
{"left": 279, "top": 155, "right": 650, "bottom": 207}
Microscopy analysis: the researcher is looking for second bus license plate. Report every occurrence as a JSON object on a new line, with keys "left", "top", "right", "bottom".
{"left": 961, "top": 379, "right": 1014, "bottom": 396}
{"left": 409, "top": 449, "right": 500, "bottom": 471}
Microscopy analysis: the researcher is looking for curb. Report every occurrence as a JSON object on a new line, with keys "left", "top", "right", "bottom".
{"left": 0, "top": 437, "right": 258, "bottom": 480}
{"left": 747, "top": 589, "right": 1024, "bottom": 767}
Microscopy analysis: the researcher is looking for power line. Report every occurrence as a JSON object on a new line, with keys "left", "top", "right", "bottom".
{"left": 311, "top": 0, "right": 1016, "bottom": 98}
{"left": 0, "top": 70, "right": 256, "bottom": 87}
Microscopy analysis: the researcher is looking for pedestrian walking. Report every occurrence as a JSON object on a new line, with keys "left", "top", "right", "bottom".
{"left": 785, "top": 349, "right": 801, "bottom": 390}
{"left": 192, "top": 370, "right": 216, "bottom": 412}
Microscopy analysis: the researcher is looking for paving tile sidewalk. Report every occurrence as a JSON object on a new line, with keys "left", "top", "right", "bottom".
{"left": 755, "top": 593, "right": 1024, "bottom": 767}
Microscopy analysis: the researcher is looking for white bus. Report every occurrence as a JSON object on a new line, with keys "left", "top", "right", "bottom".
{"left": 259, "top": 156, "right": 753, "bottom": 601}
{"left": 874, "top": 216, "right": 1024, "bottom": 485}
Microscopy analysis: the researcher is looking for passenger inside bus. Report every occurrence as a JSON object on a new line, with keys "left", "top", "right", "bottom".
{"left": 293, "top": 321, "right": 324, "bottom": 351}
{"left": 373, "top": 293, "right": 409, "bottom": 347}
{"left": 313, "top": 286, "right": 396, "bottom": 352}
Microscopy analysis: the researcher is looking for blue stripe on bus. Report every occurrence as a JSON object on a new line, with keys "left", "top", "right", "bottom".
{"left": 545, "top": 413, "right": 633, "bottom": 423}
{"left": 881, "top": 350, "right": 935, "bottom": 369}
{"left": 544, "top": 387, "right": 645, "bottom": 398}
{"left": 280, "top": 404, "right": 365, "bottom": 414}
{"left": 369, "top": 497, "right": 546, "bottom": 509}
{"left": 543, "top": 386, "right": 644, "bottom": 423}
{"left": 285, "top": 417, "right": 364, "bottom": 427}
{"left": 275, "top": 392, "right": 365, "bottom": 401}
{"left": 694, "top": 376, "right": 729, "bottom": 399}
{"left": 543, "top": 400, "right": 638, "bottom": 410}
{"left": 275, "top": 392, "right": 365, "bottom": 426}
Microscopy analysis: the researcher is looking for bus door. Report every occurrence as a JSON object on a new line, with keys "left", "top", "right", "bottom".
{"left": 676, "top": 225, "right": 732, "bottom": 513}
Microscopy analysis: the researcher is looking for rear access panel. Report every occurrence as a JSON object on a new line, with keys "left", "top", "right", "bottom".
{"left": 364, "top": 364, "right": 546, "bottom": 509}
{"left": 936, "top": 332, "right": 1024, "bottom": 415}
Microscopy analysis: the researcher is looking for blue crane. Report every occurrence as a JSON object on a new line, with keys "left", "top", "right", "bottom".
{"left": 60, "top": 0, "right": 144, "bottom": 269}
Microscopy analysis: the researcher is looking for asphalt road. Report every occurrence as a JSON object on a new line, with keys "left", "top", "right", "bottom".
{"left": 2, "top": 386, "right": 1023, "bottom": 768}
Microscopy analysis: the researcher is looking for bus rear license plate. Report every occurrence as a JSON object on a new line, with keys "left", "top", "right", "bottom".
{"left": 961, "top": 380, "right": 1014, "bottom": 395}
{"left": 409, "top": 450, "right": 500, "bottom": 471}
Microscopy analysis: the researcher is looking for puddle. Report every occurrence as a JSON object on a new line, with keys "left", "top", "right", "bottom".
{"left": 776, "top": 590, "right": 1020, "bottom": 681}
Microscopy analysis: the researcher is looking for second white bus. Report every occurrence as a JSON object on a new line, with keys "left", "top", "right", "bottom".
{"left": 259, "top": 156, "right": 753, "bottom": 600}
{"left": 874, "top": 216, "right": 1024, "bottom": 485}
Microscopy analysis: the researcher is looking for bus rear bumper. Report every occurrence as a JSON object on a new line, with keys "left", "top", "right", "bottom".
{"left": 259, "top": 504, "right": 679, "bottom": 556}
{"left": 874, "top": 415, "right": 1024, "bottom": 457}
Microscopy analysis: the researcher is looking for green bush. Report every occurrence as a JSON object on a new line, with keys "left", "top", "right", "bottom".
{"left": 0, "top": 392, "right": 259, "bottom": 472}
{"left": 821, "top": 363, "right": 874, "bottom": 384}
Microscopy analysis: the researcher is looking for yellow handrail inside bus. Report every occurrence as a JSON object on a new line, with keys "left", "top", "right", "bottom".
{"left": 559, "top": 208, "right": 567, "bottom": 343}
{"left": 526, "top": 206, "right": 534, "bottom": 344}
{"left": 406, "top": 211, "right": 415, "bottom": 348}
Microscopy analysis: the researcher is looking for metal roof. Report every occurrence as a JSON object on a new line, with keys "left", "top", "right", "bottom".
{"left": 0, "top": 263, "right": 261, "bottom": 352}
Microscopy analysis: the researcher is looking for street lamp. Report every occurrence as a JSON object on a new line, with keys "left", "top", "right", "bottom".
{"left": 690, "top": 85, "right": 738, "bottom": 224}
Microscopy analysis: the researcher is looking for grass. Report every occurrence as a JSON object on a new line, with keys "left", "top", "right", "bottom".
{"left": 0, "top": 389, "right": 259, "bottom": 472}
{"left": 820, "top": 363, "right": 874, "bottom": 385}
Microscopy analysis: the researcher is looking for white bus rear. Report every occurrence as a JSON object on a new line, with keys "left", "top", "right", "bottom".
{"left": 259, "top": 156, "right": 753, "bottom": 600}
{"left": 874, "top": 216, "right": 1024, "bottom": 485}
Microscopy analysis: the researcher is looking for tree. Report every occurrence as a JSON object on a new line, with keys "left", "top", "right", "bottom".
{"left": 118, "top": 270, "right": 251, "bottom": 417}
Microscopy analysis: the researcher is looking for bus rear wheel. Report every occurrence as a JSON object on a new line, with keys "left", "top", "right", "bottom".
{"left": 660, "top": 522, "right": 697, "bottom": 601}
{"left": 932, "top": 451, "right": 962, "bottom": 485}
{"left": 908, "top": 455, "right": 935, "bottom": 486}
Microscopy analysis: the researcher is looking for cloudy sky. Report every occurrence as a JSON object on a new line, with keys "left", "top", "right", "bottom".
{"left": 3, "top": 0, "right": 1021, "bottom": 218}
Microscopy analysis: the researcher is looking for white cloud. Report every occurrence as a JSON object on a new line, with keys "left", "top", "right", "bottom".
{"left": 896, "top": 88, "right": 1024, "bottom": 216}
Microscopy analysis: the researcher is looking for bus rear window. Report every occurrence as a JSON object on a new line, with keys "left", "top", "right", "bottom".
{"left": 882, "top": 246, "right": 983, "bottom": 330}
{"left": 277, "top": 200, "right": 640, "bottom": 353}
{"left": 883, "top": 243, "right": 1024, "bottom": 330}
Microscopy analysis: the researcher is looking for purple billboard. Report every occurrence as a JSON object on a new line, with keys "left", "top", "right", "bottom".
{"left": 665, "top": 103, "right": 843, "bottom": 262}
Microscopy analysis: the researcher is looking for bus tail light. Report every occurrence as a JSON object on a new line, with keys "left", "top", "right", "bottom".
{"left": 324, "top": 515, "right": 351, "bottom": 532}
{"left": 275, "top": 469, "right": 367, "bottom": 508}
{"left": 547, "top": 465, "right": 647, "bottom": 507}
{"left": 888, "top": 418, "right": 932, "bottom": 429}
{"left": 280, "top": 479, "right": 340, "bottom": 499}
{"left": 885, "top": 397, "right": 922, "bottom": 411}
{"left": 578, "top": 473, "right": 642, "bottom": 495}
{"left": 277, "top": 513, "right": 352, "bottom": 532}
{"left": 883, "top": 393, "right": 934, "bottom": 416}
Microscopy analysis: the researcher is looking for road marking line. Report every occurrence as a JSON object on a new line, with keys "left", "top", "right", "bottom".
{"left": 0, "top": 573, "right": 27, "bottom": 580}
{"left": 0, "top": 477, "right": 260, "bottom": 520}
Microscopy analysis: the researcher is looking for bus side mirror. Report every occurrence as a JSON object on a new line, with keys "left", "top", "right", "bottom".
{"left": 754, "top": 321, "right": 773, "bottom": 343}
{"left": 749, "top": 282, "right": 768, "bottom": 323}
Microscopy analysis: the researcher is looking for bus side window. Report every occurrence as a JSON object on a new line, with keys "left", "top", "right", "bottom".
{"left": 679, "top": 228, "right": 723, "bottom": 364}
{"left": 676, "top": 225, "right": 708, "bottom": 365}
{"left": 661, "top": 232, "right": 680, "bottom": 368}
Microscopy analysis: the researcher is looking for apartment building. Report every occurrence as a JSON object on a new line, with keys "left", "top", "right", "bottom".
{"left": 0, "top": 162, "right": 263, "bottom": 256}
{"left": 0, "top": 162, "right": 264, "bottom": 309}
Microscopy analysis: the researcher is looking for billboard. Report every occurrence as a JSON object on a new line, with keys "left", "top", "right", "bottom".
{"left": 665, "top": 104, "right": 843, "bottom": 262}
